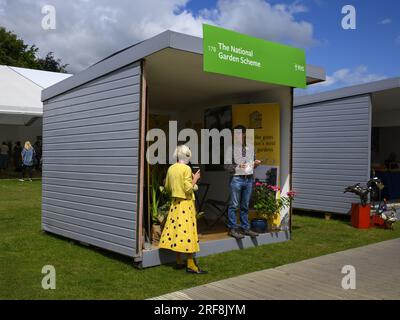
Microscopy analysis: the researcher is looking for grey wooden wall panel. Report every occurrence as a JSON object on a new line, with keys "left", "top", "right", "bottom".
{"left": 42, "top": 123, "right": 139, "bottom": 137}
{"left": 42, "top": 62, "right": 141, "bottom": 257}
{"left": 44, "top": 130, "right": 138, "bottom": 144}
{"left": 43, "top": 171, "right": 137, "bottom": 184}
{"left": 42, "top": 184, "right": 136, "bottom": 202}
{"left": 84, "top": 65, "right": 140, "bottom": 88}
{"left": 47, "top": 76, "right": 140, "bottom": 103}
{"left": 44, "top": 112, "right": 139, "bottom": 130}
{"left": 45, "top": 103, "right": 138, "bottom": 124}
{"left": 42, "top": 211, "right": 134, "bottom": 238}
{"left": 44, "top": 87, "right": 138, "bottom": 111}
{"left": 43, "top": 148, "right": 138, "bottom": 157}
{"left": 42, "top": 204, "right": 134, "bottom": 229}
{"left": 43, "top": 177, "right": 137, "bottom": 193}
{"left": 44, "top": 140, "right": 139, "bottom": 151}
{"left": 45, "top": 156, "right": 138, "bottom": 165}
{"left": 43, "top": 225, "right": 135, "bottom": 257}
{"left": 45, "top": 96, "right": 139, "bottom": 118}
{"left": 293, "top": 95, "right": 371, "bottom": 214}
{"left": 42, "top": 197, "right": 135, "bottom": 220}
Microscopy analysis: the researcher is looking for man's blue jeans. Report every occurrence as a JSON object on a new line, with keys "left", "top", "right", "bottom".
{"left": 227, "top": 175, "right": 253, "bottom": 231}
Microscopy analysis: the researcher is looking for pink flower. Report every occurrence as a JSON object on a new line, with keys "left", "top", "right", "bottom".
{"left": 268, "top": 185, "right": 280, "bottom": 192}
{"left": 255, "top": 182, "right": 263, "bottom": 187}
{"left": 287, "top": 190, "right": 297, "bottom": 197}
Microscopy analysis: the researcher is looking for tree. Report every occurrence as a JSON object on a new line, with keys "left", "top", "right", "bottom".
{"left": 36, "top": 52, "right": 68, "bottom": 73}
{"left": 0, "top": 26, "right": 68, "bottom": 73}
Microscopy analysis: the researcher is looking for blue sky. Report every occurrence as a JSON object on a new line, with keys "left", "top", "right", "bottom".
{"left": 1, "top": 0, "right": 398, "bottom": 93}
{"left": 187, "top": 0, "right": 400, "bottom": 92}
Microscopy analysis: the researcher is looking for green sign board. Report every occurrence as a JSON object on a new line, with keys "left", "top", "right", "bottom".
{"left": 203, "top": 24, "right": 307, "bottom": 88}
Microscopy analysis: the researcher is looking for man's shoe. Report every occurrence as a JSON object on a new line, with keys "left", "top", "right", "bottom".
{"left": 241, "top": 229, "right": 259, "bottom": 237}
{"left": 228, "top": 229, "right": 245, "bottom": 240}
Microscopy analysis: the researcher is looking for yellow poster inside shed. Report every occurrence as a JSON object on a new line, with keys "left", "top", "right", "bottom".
{"left": 232, "top": 103, "right": 280, "bottom": 168}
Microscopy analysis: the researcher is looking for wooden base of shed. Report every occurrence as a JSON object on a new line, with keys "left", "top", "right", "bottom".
{"left": 136, "top": 231, "right": 290, "bottom": 268}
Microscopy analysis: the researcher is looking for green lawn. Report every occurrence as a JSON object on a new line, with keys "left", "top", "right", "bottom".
{"left": 1, "top": 179, "right": 399, "bottom": 299}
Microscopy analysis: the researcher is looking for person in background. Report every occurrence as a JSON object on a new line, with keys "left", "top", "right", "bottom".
{"left": 20, "top": 141, "right": 36, "bottom": 182}
{"left": 224, "top": 125, "right": 262, "bottom": 240}
{"left": 34, "top": 139, "right": 42, "bottom": 171}
{"left": 7, "top": 141, "right": 12, "bottom": 167}
{"left": 159, "top": 145, "right": 207, "bottom": 274}
{"left": 13, "top": 141, "right": 23, "bottom": 172}
{"left": 0, "top": 141, "right": 10, "bottom": 171}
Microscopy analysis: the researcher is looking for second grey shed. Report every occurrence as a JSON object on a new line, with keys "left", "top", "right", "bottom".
{"left": 293, "top": 77, "right": 400, "bottom": 215}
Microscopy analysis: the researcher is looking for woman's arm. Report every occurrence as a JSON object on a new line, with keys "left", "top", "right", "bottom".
{"left": 183, "top": 166, "right": 200, "bottom": 194}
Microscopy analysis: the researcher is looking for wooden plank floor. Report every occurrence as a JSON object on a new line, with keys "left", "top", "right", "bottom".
{"left": 149, "top": 239, "right": 400, "bottom": 300}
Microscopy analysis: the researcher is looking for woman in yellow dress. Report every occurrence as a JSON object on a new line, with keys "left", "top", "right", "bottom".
{"left": 159, "top": 145, "right": 207, "bottom": 274}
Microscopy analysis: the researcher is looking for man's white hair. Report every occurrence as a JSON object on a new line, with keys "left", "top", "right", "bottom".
{"left": 174, "top": 145, "right": 192, "bottom": 164}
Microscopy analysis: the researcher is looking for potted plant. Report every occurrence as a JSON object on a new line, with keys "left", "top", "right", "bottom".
{"left": 252, "top": 182, "right": 296, "bottom": 233}
{"left": 151, "top": 185, "right": 171, "bottom": 244}
{"left": 150, "top": 166, "right": 170, "bottom": 244}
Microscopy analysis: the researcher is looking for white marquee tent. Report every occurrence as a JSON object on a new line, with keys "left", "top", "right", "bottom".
{"left": 0, "top": 65, "right": 71, "bottom": 143}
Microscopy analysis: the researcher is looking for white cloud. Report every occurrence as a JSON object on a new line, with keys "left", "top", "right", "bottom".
{"left": 379, "top": 18, "right": 392, "bottom": 25}
{"left": 296, "top": 65, "right": 387, "bottom": 96}
{"left": 210, "top": 0, "right": 315, "bottom": 47}
{"left": 0, "top": 0, "right": 317, "bottom": 73}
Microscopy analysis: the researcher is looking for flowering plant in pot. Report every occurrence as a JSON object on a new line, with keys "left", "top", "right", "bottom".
{"left": 252, "top": 182, "right": 296, "bottom": 232}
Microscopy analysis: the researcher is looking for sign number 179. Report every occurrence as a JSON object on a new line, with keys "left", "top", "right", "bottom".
{"left": 208, "top": 45, "right": 217, "bottom": 53}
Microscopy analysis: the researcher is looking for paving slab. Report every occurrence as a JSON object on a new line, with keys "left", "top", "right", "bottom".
{"left": 149, "top": 239, "right": 400, "bottom": 300}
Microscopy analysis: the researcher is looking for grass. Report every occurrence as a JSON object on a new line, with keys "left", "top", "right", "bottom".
{"left": 1, "top": 179, "right": 399, "bottom": 300}
{"left": 0, "top": 167, "right": 42, "bottom": 179}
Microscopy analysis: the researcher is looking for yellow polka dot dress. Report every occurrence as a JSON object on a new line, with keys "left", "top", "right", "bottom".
{"left": 159, "top": 198, "right": 200, "bottom": 253}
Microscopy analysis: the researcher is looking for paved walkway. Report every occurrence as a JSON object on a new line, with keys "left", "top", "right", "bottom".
{"left": 150, "top": 239, "right": 400, "bottom": 300}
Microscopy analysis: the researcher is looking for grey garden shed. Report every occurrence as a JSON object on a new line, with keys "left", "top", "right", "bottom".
{"left": 41, "top": 30, "right": 325, "bottom": 267}
{"left": 293, "top": 78, "right": 400, "bottom": 215}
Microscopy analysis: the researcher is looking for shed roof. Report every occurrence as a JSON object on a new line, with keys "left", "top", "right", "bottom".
{"left": 42, "top": 30, "right": 326, "bottom": 101}
{"left": 294, "top": 77, "right": 400, "bottom": 107}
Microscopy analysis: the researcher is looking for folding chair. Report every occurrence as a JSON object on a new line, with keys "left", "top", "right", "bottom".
{"left": 195, "top": 183, "right": 210, "bottom": 212}
{"left": 204, "top": 197, "right": 230, "bottom": 229}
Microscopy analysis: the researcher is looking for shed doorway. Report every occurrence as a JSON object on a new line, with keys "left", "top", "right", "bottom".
{"left": 140, "top": 47, "right": 293, "bottom": 260}
{"left": 371, "top": 88, "right": 400, "bottom": 204}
